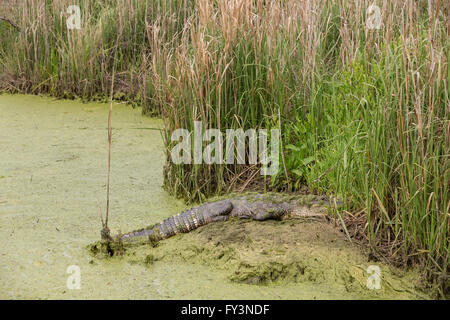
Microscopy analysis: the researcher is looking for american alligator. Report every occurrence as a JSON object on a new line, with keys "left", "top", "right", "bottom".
{"left": 116, "top": 194, "right": 336, "bottom": 244}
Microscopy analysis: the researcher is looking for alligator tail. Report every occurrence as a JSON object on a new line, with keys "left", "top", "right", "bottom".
{"left": 120, "top": 199, "right": 233, "bottom": 242}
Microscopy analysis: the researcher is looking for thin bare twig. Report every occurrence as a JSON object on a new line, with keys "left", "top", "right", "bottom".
{"left": 105, "top": 62, "right": 116, "bottom": 229}
{"left": 0, "top": 16, "right": 20, "bottom": 31}
{"left": 312, "top": 162, "right": 338, "bottom": 183}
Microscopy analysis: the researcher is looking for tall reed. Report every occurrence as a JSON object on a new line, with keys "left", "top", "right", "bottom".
{"left": 0, "top": 0, "right": 192, "bottom": 113}
{"left": 148, "top": 0, "right": 449, "bottom": 290}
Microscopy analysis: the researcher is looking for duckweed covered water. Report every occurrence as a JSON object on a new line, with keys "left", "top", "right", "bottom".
{"left": 0, "top": 94, "right": 429, "bottom": 299}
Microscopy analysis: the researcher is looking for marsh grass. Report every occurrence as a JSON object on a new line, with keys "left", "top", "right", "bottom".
{"left": 0, "top": 0, "right": 448, "bottom": 293}
{"left": 0, "top": 0, "right": 192, "bottom": 112}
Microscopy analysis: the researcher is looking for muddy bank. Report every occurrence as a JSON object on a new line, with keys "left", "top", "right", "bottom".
{"left": 92, "top": 214, "right": 430, "bottom": 299}
{"left": 0, "top": 94, "right": 430, "bottom": 299}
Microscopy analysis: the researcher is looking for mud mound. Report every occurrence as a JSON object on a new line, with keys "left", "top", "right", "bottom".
{"left": 174, "top": 218, "right": 371, "bottom": 291}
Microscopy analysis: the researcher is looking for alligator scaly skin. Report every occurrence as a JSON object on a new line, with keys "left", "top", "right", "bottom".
{"left": 120, "top": 200, "right": 233, "bottom": 241}
{"left": 119, "top": 194, "right": 334, "bottom": 243}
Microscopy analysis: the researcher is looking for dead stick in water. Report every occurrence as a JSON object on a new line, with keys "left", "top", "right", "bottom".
{"left": 105, "top": 71, "right": 114, "bottom": 229}
{"left": 105, "top": 69, "right": 115, "bottom": 225}
{"left": 101, "top": 44, "right": 118, "bottom": 241}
